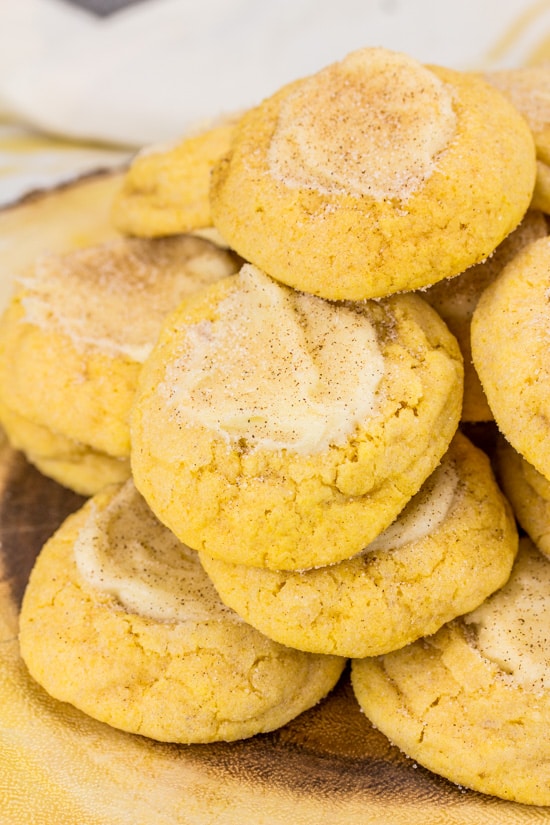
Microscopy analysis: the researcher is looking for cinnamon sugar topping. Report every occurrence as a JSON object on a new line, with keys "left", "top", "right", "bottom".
{"left": 269, "top": 47, "right": 457, "bottom": 201}
{"left": 160, "top": 265, "right": 385, "bottom": 454}
{"left": 74, "top": 480, "right": 240, "bottom": 623}
{"left": 465, "top": 542, "right": 550, "bottom": 689}
{"left": 20, "top": 236, "right": 236, "bottom": 362}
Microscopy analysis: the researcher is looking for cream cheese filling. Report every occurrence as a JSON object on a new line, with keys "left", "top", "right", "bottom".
{"left": 268, "top": 47, "right": 457, "bottom": 201}
{"left": 74, "top": 480, "right": 240, "bottom": 623}
{"left": 159, "top": 264, "right": 385, "bottom": 454}
{"left": 20, "top": 237, "right": 234, "bottom": 362}
{"left": 465, "top": 541, "right": 550, "bottom": 689}
{"left": 364, "top": 462, "right": 458, "bottom": 555}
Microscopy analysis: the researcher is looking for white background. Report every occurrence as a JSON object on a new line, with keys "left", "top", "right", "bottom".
{"left": 1, "top": 0, "right": 549, "bottom": 146}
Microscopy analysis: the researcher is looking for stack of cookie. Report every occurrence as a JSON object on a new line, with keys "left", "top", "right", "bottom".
{"left": 6, "top": 46, "right": 550, "bottom": 805}
{"left": 0, "top": 234, "right": 241, "bottom": 494}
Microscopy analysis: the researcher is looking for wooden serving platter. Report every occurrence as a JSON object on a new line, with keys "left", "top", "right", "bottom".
{"left": 0, "top": 438, "right": 545, "bottom": 824}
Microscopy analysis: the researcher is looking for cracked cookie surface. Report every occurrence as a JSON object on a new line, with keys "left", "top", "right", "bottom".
{"left": 484, "top": 66, "right": 550, "bottom": 214}
{"left": 0, "top": 400, "right": 130, "bottom": 495}
{"left": 422, "top": 210, "right": 547, "bottom": 423}
{"left": 18, "top": 480, "right": 345, "bottom": 744}
{"left": 351, "top": 538, "right": 550, "bottom": 805}
{"left": 199, "top": 433, "right": 518, "bottom": 657}
{"left": 210, "top": 47, "right": 536, "bottom": 300}
{"left": 130, "top": 265, "right": 463, "bottom": 570}
{"left": 471, "top": 235, "right": 550, "bottom": 481}
{"left": 112, "top": 119, "right": 239, "bottom": 238}
{"left": 0, "top": 234, "right": 239, "bottom": 489}
{"left": 495, "top": 435, "right": 550, "bottom": 561}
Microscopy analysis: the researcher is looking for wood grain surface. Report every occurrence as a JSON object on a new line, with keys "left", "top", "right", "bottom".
{"left": 0, "top": 437, "right": 546, "bottom": 824}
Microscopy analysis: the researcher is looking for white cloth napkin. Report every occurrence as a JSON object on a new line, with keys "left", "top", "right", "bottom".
{"left": 0, "top": 0, "right": 546, "bottom": 148}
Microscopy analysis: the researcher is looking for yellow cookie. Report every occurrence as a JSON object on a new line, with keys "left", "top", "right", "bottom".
{"left": 422, "top": 210, "right": 547, "bottom": 422}
{"left": 0, "top": 235, "right": 240, "bottom": 470}
{"left": 471, "top": 235, "right": 550, "bottom": 481}
{"left": 484, "top": 66, "right": 550, "bottom": 213}
{"left": 19, "top": 479, "right": 345, "bottom": 744}
{"left": 112, "top": 119, "right": 239, "bottom": 237}
{"left": 131, "top": 263, "right": 463, "bottom": 571}
{"left": 0, "top": 401, "right": 130, "bottom": 495}
{"left": 210, "top": 47, "right": 536, "bottom": 300}
{"left": 495, "top": 435, "right": 550, "bottom": 561}
{"left": 351, "top": 538, "right": 550, "bottom": 805}
{"left": 200, "top": 432, "right": 517, "bottom": 657}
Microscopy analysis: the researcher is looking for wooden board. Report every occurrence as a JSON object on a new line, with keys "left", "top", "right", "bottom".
{"left": 0, "top": 438, "right": 546, "bottom": 824}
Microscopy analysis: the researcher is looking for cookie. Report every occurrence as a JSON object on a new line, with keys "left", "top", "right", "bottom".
{"left": 422, "top": 210, "right": 547, "bottom": 422}
{"left": 0, "top": 234, "right": 240, "bottom": 485}
{"left": 112, "top": 119, "right": 238, "bottom": 238}
{"left": 484, "top": 66, "right": 550, "bottom": 214}
{"left": 495, "top": 435, "right": 550, "bottom": 560}
{"left": 351, "top": 538, "right": 550, "bottom": 805}
{"left": 199, "top": 432, "right": 517, "bottom": 657}
{"left": 0, "top": 401, "right": 130, "bottom": 495}
{"left": 210, "top": 47, "right": 536, "bottom": 300}
{"left": 131, "top": 263, "right": 463, "bottom": 571}
{"left": 19, "top": 479, "right": 345, "bottom": 744}
{"left": 471, "top": 235, "right": 550, "bottom": 481}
